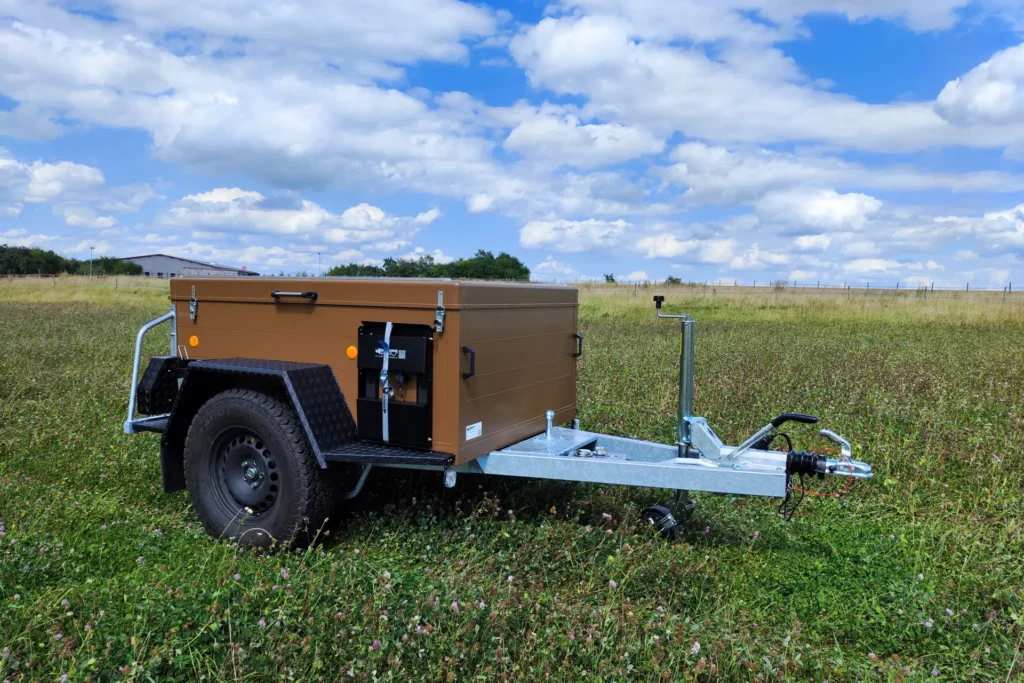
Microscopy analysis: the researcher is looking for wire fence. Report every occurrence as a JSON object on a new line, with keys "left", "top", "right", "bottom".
{"left": 0, "top": 274, "right": 169, "bottom": 291}
{"left": 548, "top": 279, "right": 1024, "bottom": 303}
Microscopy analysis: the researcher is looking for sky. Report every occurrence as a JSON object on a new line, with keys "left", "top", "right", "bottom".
{"left": 1, "top": 1, "right": 1024, "bottom": 286}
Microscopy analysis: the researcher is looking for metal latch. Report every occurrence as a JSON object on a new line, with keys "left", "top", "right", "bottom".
{"left": 189, "top": 285, "right": 197, "bottom": 321}
{"left": 434, "top": 290, "right": 445, "bottom": 334}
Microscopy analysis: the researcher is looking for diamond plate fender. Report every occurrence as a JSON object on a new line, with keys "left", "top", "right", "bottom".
{"left": 159, "top": 358, "right": 357, "bottom": 493}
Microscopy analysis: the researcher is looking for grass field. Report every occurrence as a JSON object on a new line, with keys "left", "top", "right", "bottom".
{"left": 1, "top": 280, "right": 1023, "bottom": 681}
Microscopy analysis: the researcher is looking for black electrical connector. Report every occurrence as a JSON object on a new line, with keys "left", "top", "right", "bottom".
{"left": 786, "top": 449, "right": 826, "bottom": 477}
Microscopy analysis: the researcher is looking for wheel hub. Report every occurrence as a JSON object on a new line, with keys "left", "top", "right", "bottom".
{"left": 241, "top": 459, "right": 263, "bottom": 488}
{"left": 217, "top": 432, "right": 279, "bottom": 513}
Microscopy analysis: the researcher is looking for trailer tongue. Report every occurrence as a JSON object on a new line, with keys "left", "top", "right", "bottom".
{"left": 452, "top": 296, "right": 870, "bottom": 534}
{"left": 124, "top": 282, "right": 871, "bottom": 546}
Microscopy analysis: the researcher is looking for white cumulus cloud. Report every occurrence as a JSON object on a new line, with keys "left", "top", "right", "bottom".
{"left": 504, "top": 113, "right": 664, "bottom": 168}
{"left": 519, "top": 218, "right": 630, "bottom": 252}
{"left": 755, "top": 189, "right": 882, "bottom": 230}
{"left": 161, "top": 189, "right": 440, "bottom": 249}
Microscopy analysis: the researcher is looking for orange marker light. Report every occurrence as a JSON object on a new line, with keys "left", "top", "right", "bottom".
{"left": 189, "top": 335, "right": 199, "bottom": 347}
{"left": 346, "top": 345, "right": 358, "bottom": 360}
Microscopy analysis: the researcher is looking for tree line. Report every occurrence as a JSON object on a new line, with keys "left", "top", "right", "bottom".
{"left": 2, "top": 244, "right": 530, "bottom": 280}
{"left": 327, "top": 250, "right": 530, "bottom": 280}
{"left": 0, "top": 245, "right": 142, "bottom": 276}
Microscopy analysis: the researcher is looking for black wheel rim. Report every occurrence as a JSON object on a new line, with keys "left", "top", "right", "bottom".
{"left": 213, "top": 428, "right": 280, "bottom": 515}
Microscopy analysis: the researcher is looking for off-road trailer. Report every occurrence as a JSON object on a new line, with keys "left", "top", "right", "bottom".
{"left": 124, "top": 279, "right": 871, "bottom": 546}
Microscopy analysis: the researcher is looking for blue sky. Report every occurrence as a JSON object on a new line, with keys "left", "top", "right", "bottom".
{"left": 2, "top": 0, "right": 1024, "bottom": 286}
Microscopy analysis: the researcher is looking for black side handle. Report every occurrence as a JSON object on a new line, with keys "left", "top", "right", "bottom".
{"left": 770, "top": 412, "right": 819, "bottom": 428}
{"left": 462, "top": 346, "right": 475, "bottom": 379}
{"left": 653, "top": 295, "right": 665, "bottom": 310}
{"left": 573, "top": 333, "right": 584, "bottom": 358}
{"left": 271, "top": 290, "right": 318, "bottom": 300}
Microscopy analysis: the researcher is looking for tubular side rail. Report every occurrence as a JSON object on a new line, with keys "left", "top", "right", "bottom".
{"left": 124, "top": 306, "right": 176, "bottom": 434}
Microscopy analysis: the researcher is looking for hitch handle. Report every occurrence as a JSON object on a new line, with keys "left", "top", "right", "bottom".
{"left": 770, "top": 412, "right": 818, "bottom": 428}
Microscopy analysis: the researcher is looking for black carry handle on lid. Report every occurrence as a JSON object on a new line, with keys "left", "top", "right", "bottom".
{"left": 462, "top": 346, "right": 475, "bottom": 379}
{"left": 573, "top": 333, "right": 584, "bottom": 358}
{"left": 770, "top": 412, "right": 819, "bottom": 428}
{"left": 271, "top": 290, "right": 318, "bottom": 300}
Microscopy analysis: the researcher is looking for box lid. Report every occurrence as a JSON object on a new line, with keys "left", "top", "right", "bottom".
{"left": 169, "top": 277, "right": 577, "bottom": 309}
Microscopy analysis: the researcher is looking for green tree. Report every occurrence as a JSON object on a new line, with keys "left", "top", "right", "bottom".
{"left": 327, "top": 251, "right": 530, "bottom": 281}
{"left": 665, "top": 275, "right": 682, "bottom": 285}
{"left": 325, "top": 263, "right": 386, "bottom": 277}
{"left": 604, "top": 273, "right": 616, "bottom": 283}
{"left": 74, "top": 256, "right": 142, "bottom": 276}
{"left": 0, "top": 245, "right": 81, "bottom": 275}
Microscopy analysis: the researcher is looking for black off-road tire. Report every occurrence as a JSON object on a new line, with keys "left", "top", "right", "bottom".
{"left": 183, "top": 389, "right": 335, "bottom": 548}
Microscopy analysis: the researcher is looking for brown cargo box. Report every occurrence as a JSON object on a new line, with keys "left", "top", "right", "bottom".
{"left": 169, "top": 278, "right": 579, "bottom": 465}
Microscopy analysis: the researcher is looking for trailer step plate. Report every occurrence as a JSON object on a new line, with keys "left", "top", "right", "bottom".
{"left": 324, "top": 442, "right": 454, "bottom": 466}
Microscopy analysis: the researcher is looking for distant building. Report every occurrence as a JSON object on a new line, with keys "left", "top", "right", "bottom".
{"left": 119, "top": 254, "right": 260, "bottom": 279}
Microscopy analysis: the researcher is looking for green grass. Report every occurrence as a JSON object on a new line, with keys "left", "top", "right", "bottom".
{"left": 1, "top": 283, "right": 1022, "bottom": 681}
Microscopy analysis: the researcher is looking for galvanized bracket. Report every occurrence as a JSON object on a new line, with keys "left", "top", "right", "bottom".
{"left": 688, "top": 416, "right": 724, "bottom": 460}
{"left": 189, "top": 285, "right": 198, "bottom": 322}
{"left": 434, "top": 290, "right": 445, "bottom": 334}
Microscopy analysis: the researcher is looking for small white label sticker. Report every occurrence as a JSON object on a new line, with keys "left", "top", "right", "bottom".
{"left": 465, "top": 422, "right": 483, "bottom": 441}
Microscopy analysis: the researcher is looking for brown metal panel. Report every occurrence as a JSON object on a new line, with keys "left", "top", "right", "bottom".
{"left": 169, "top": 277, "right": 577, "bottom": 466}
{"left": 456, "top": 294, "right": 578, "bottom": 465}
{"left": 457, "top": 335, "right": 575, "bottom": 375}
{"left": 459, "top": 280, "right": 578, "bottom": 307}
{"left": 460, "top": 306, "right": 577, "bottom": 342}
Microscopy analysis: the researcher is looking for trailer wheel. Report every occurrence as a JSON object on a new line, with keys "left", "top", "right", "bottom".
{"left": 183, "top": 389, "right": 334, "bottom": 548}
{"left": 642, "top": 505, "right": 681, "bottom": 542}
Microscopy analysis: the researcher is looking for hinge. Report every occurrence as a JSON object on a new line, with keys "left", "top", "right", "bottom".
{"left": 434, "top": 290, "right": 445, "bottom": 334}
{"left": 189, "top": 285, "right": 198, "bottom": 321}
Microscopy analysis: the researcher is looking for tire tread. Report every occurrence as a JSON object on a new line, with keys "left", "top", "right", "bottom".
{"left": 183, "top": 388, "right": 335, "bottom": 547}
